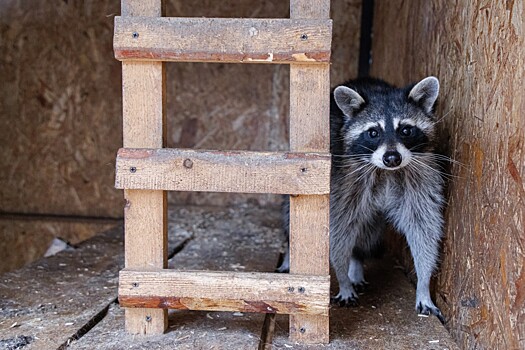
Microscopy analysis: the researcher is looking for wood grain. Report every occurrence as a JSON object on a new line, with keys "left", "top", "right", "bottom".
{"left": 114, "top": 17, "right": 332, "bottom": 64}
{"left": 372, "top": 1, "right": 525, "bottom": 349}
{"left": 120, "top": 0, "right": 167, "bottom": 335}
{"left": 288, "top": 0, "right": 331, "bottom": 344}
{"left": 119, "top": 270, "right": 330, "bottom": 316}
{"left": 115, "top": 148, "right": 330, "bottom": 194}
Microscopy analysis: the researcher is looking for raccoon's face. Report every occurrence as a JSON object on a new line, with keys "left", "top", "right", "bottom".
{"left": 334, "top": 77, "right": 439, "bottom": 171}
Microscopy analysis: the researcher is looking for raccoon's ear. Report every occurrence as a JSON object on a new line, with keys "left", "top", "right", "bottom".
{"left": 408, "top": 76, "right": 440, "bottom": 114}
{"left": 334, "top": 86, "right": 365, "bottom": 117}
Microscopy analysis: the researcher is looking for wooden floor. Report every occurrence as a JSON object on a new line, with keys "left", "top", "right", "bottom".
{"left": 0, "top": 204, "right": 459, "bottom": 349}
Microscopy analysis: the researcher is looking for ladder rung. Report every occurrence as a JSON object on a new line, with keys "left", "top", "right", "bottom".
{"left": 119, "top": 269, "right": 330, "bottom": 316}
{"left": 115, "top": 148, "right": 331, "bottom": 194}
{"left": 114, "top": 17, "right": 332, "bottom": 64}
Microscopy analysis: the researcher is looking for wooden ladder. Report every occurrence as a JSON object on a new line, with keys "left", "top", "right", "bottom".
{"left": 114, "top": 0, "right": 332, "bottom": 344}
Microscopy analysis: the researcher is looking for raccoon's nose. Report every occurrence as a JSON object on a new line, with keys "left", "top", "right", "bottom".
{"left": 383, "top": 151, "right": 402, "bottom": 168}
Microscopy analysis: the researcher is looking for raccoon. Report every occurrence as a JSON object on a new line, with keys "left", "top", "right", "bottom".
{"left": 279, "top": 76, "right": 446, "bottom": 321}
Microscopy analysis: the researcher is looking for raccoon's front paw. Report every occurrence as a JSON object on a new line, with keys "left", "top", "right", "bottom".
{"left": 417, "top": 302, "right": 445, "bottom": 323}
{"left": 331, "top": 290, "right": 359, "bottom": 307}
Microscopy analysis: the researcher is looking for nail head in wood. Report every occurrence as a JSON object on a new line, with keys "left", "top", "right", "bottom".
{"left": 130, "top": 166, "right": 137, "bottom": 173}
{"left": 183, "top": 158, "right": 193, "bottom": 169}
{"left": 288, "top": 286, "right": 295, "bottom": 292}
{"left": 145, "top": 315, "right": 152, "bottom": 322}
{"left": 300, "top": 327, "right": 306, "bottom": 333}
{"left": 301, "top": 167, "right": 308, "bottom": 173}
{"left": 298, "top": 286, "right": 305, "bottom": 293}
{"left": 300, "top": 33, "right": 308, "bottom": 40}
{"left": 132, "top": 31, "right": 139, "bottom": 39}
{"left": 131, "top": 282, "right": 139, "bottom": 288}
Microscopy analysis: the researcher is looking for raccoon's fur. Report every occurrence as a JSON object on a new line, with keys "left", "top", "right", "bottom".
{"left": 279, "top": 76, "right": 446, "bottom": 321}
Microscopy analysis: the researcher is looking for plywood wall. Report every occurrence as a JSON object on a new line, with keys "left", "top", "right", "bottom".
{"left": 371, "top": 1, "right": 524, "bottom": 349}
{"left": 0, "top": 0, "right": 362, "bottom": 272}
{"left": 0, "top": 0, "right": 362, "bottom": 216}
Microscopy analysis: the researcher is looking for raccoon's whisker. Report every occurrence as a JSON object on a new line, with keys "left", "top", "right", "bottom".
{"left": 410, "top": 158, "right": 461, "bottom": 180}
{"left": 412, "top": 152, "right": 467, "bottom": 167}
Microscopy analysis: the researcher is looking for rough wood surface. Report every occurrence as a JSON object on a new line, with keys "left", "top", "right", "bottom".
{"left": 119, "top": 270, "right": 329, "bottom": 315}
{"left": 120, "top": 0, "right": 168, "bottom": 335}
{"left": 272, "top": 258, "right": 460, "bottom": 350}
{"left": 371, "top": 1, "right": 525, "bottom": 349}
{"left": 115, "top": 148, "right": 330, "bottom": 194}
{"left": 288, "top": 0, "right": 331, "bottom": 344}
{"left": 0, "top": 216, "right": 117, "bottom": 274}
{"left": 114, "top": 17, "right": 332, "bottom": 64}
{"left": 70, "top": 204, "right": 284, "bottom": 349}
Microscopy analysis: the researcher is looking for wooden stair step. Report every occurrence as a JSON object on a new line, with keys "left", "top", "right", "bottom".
{"left": 119, "top": 269, "right": 330, "bottom": 316}
{"left": 115, "top": 148, "right": 331, "bottom": 194}
{"left": 114, "top": 17, "right": 332, "bottom": 64}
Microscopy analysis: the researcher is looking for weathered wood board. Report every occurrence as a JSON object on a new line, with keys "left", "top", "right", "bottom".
{"left": 119, "top": 269, "right": 329, "bottom": 315}
{"left": 69, "top": 204, "right": 284, "bottom": 349}
{"left": 0, "top": 217, "right": 118, "bottom": 274}
{"left": 114, "top": 17, "right": 332, "bottom": 64}
{"left": 371, "top": 1, "right": 525, "bottom": 349}
{"left": 272, "top": 258, "right": 460, "bottom": 350}
{"left": 115, "top": 148, "right": 330, "bottom": 194}
{"left": 0, "top": 207, "right": 197, "bottom": 349}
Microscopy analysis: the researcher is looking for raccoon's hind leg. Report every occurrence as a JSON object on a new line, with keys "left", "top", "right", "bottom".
{"left": 330, "top": 229, "right": 359, "bottom": 306}
{"left": 348, "top": 257, "right": 368, "bottom": 292}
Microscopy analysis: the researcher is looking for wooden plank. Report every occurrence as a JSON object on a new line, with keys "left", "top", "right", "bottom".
{"left": 120, "top": 0, "right": 167, "bottom": 336}
{"left": 119, "top": 270, "right": 330, "bottom": 316}
{"left": 288, "top": 0, "right": 331, "bottom": 344}
{"left": 115, "top": 148, "right": 331, "bottom": 194}
{"left": 114, "top": 17, "right": 332, "bottom": 64}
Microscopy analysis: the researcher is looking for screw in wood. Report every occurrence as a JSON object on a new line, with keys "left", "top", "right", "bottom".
{"left": 131, "top": 282, "right": 139, "bottom": 288}
{"left": 300, "top": 33, "right": 308, "bottom": 40}
{"left": 288, "top": 286, "right": 294, "bottom": 293}
{"left": 299, "top": 327, "right": 306, "bottom": 334}
{"left": 132, "top": 32, "right": 139, "bottom": 39}
{"left": 183, "top": 159, "right": 193, "bottom": 169}
{"left": 298, "top": 286, "right": 305, "bottom": 293}
{"left": 145, "top": 315, "right": 152, "bottom": 322}
{"left": 130, "top": 166, "right": 137, "bottom": 173}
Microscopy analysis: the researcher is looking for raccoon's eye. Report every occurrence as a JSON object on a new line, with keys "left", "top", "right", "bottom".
{"left": 368, "top": 129, "right": 379, "bottom": 138}
{"left": 400, "top": 126, "right": 413, "bottom": 136}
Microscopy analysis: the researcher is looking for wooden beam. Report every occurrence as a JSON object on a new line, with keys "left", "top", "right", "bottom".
{"left": 121, "top": 0, "right": 167, "bottom": 336}
{"left": 289, "top": 0, "right": 331, "bottom": 344}
{"left": 119, "top": 269, "right": 330, "bottom": 316}
{"left": 114, "top": 17, "right": 332, "bottom": 64}
{"left": 115, "top": 148, "right": 330, "bottom": 195}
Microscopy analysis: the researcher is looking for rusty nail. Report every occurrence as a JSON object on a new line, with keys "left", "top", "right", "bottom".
{"left": 130, "top": 166, "right": 137, "bottom": 173}
{"left": 131, "top": 282, "right": 139, "bottom": 288}
{"left": 299, "top": 327, "right": 306, "bottom": 333}
{"left": 288, "top": 286, "right": 294, "bottom": 293}
{"left": 132, "top": 32, "right": 139, "bottom": 39}
{"left": 183, "top": 159, "right": 193, "bottom": 169}
{"left": 300, "top": 33, "right": 308, "bottom": 40}
{"left": 145, "top": 315, "right": 152, "bottom": 322}
{"left": 298, "top": 286, "right": 305, "bottom": 293}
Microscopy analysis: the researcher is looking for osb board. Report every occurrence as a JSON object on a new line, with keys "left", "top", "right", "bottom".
{"left": 272, "top": 259, "right": 459, "bottom": 349}
{"left": 0, "top": 217, "right": 118, "bottom": 274}
{"left": 0, "top": 210, "right": 193, "bottom": 349}
{"left": 69, "top": 204, "right": 284, "bottom": 349}
{"left": 0, "top": 1, "right": 124, "bottom": 217}
{"left": 0, "top": 0, "right": 361, "bottom": 216}
{"left": 371, "top": 1, "right": 525, "bottom": 349}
